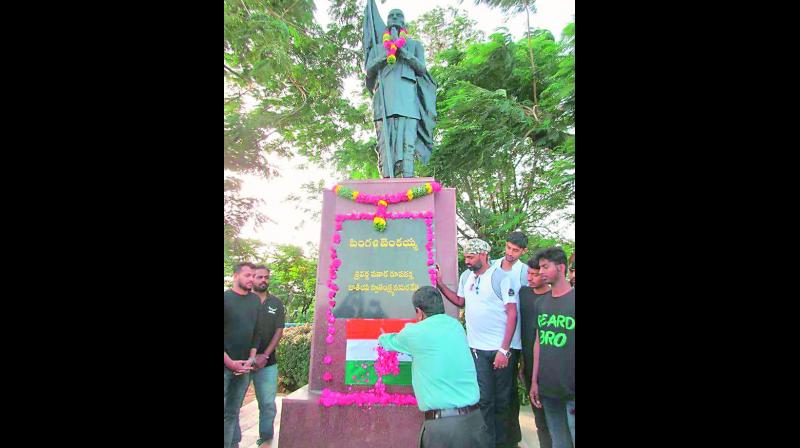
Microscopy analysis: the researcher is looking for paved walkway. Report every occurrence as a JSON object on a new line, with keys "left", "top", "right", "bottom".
{"left": 238, "top": 386, "right": 543, "bottom": 448}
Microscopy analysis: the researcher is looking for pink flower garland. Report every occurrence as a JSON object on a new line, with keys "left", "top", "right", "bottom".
{"left": 320, "top": 387, "right": 418, "bottom": 408}
{"left": 334, "top": 182, "right": 441, "bottom": 206}
{"left": 382, "top": 28, "right": 408, "bottom": 65}
{"left": 320, "top": 211, "right": 436, "bottom": 406}
{"left": 333, "top": 181, "right": 442, "bottom": 232}
{"left": 320, "top": 346, "right": 417, "bottom": 408}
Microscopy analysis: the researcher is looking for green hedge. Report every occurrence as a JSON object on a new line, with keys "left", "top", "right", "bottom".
{"left": 518, "top": 376, "right": 530, "bottom": 406}
{"left": 277, "top": 323, "right": 312, "bottom": 392}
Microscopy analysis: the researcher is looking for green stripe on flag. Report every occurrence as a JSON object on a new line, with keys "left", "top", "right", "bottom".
{"left": 344, "top": 360, "right": 412, "bottom": 385}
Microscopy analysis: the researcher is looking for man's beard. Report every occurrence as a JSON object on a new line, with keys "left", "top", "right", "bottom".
{"left": 467, "top": 260, "right": 483, "bottom": 272}
{"left": 253, "top": 283, "right": 268, "bottom": 292}
{"left": 237, "top": 281, "right": 252, "bottom": 291}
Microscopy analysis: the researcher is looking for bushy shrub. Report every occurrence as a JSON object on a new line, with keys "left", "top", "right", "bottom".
{"left": 518, "top": 376, "right": 530, "bottom": 406}
{"left": 277, "top": 323, "right": 312, "bottom": 392}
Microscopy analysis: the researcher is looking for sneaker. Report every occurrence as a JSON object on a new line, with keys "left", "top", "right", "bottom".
{"left": 256, "top": 438, "right": 272, "bottom": 447}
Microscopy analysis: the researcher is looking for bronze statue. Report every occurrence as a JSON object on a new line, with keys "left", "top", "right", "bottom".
{"left": 363, "top": 1, "right": 437, "bottom": 178}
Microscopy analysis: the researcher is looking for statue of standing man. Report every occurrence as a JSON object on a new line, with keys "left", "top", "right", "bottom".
{"left": 363, "top": 0, "right": 437, "bottom": 178}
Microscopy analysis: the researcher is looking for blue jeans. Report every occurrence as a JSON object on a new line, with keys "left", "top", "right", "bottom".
{"left": 566, "top": 400, "right": 575, "bottom": 443}
{"left": 233, "top": 364, "right": 279, "bottom": 443}
{"left": 542, "top": 397, "right": 575, "bottom": 448}
{"left": 224, "top": 367, "right": 250, "bottom": 448}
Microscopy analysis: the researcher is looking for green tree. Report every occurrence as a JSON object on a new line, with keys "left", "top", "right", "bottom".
{"left": 267, "top": 244, "right": 318, "bottom": 323}
{"left": 224, "top": 0, "right": 367, "bottom": 260}
{"left": 224, "top": 236, "right": 268, "bottom": 289}
{"left": 415, "top": 22, "right": 574, "bottom": 253}
{"left": 472, "top": 0, "right": 542, "bottom": 108}
{"left": 321, "top": 4, "right": 575, "bottom": 251}
{"left": 406, "top": 6, "right": 485, "bottom": 66}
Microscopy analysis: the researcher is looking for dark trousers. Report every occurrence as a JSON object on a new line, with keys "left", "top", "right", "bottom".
{"left": 473, "top": 348, "right": 515, "bottom": 446}
{"left": 531, "top": 401, "right": 553, "bottom": 448}
{"left": 419, "top": 409, "right": 492, "bottom": 448}
{"left": 497, "top": 348, "right": 522, "bottom": 447}
{"left": 523, "top": 362, "right": 553, "bottom": 448}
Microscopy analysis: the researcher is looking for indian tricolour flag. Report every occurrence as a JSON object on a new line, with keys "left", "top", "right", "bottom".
{"left": 345, "top": 318, "right": 415, "bottom": 386}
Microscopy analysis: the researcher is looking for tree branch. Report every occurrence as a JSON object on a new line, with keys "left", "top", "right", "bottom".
{"left": 525, "top": 1, "right": 539, "bottom": 111}
{"left": 282, "top": 0, "right": 302, "bottom": 19}
{"left": 239, "top": 0, "right": 252, "bottom": 17}
{"left": 224, "top": 64, "right": 249, "bottom": 83}
{"left": 456, "top": 223, "right": 474, "bottom": 241}
{"left": 286, "top": 73, "right": 308, "bottom": 102}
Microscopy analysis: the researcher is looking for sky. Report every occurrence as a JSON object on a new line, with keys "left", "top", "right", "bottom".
{"left": 316, "top": 0, "right": 575, "bottom": 40}
{"left": 236, "top": 0, "right": 575, "bottom": 254}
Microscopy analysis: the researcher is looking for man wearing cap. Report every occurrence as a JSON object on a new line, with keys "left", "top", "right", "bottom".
{"left": 436, "top": 238, "right": 518, "bottom": 447}
{"left": 379, "top": 286, "right": 491, "bottom": 447}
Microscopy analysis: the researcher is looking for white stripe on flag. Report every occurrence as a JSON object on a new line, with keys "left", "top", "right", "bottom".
{"left": 345, "top": 339, "right": 412, "bottom": 362}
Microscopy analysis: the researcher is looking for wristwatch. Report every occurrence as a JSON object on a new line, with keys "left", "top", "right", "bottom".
{"left": 498, "top": 348, "right": 510, "bottom": 358}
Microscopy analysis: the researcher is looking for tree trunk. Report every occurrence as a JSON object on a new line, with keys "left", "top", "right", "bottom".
{"left": 526, "top": 1, "right": 538, "bottom": 107}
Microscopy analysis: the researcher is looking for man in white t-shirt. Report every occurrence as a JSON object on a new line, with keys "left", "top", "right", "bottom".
{"left": 491, "top": 231, "right": 529, "bottom": 447}
{"left": 437, "top": 238, "right": 518, "bottom": 447}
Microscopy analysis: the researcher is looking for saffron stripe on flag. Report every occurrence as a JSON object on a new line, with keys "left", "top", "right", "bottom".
{"left": 344, "top": 360, "right": 412, "bottom": 386}
{"left": 345, "top": 318, "right": 416, "bottom": 340}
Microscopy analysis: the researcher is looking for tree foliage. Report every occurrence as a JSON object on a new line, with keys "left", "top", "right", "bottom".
{"left": 413, "top": 18, "right": 575, "bottom": 252}
{"left": 267, "top": 245, "right": 318, "bottom": 323}
{"left": 223, "top": 2, "right": 575, "bottom": 274}
{"left": 471, "top": 0, "right": 537, "bottom": 15}
{"left": 224, "top": 0, "right": 368, "bottom": 261}
{"left": 406, "top": 6, "right": 485, "bottom": 65}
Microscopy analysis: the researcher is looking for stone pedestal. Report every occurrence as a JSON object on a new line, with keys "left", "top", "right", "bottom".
{"left": 279, "top": 386, "right": 425, "bottom": 447}
{"left": 277, "top": 178, "right": 458, "bottom": 448}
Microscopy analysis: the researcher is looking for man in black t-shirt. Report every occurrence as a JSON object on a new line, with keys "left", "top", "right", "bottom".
{"left": 224, "top": 262, "right": 261, "bottom": 448}
{"left": 519, "top": 257, "right": 552, "bottom": 448}
{"left": 232, "top": 265, "right": 285, "bottom": 448}
{"left": 531, "top": 247, "right": 575, "bottom": 448}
